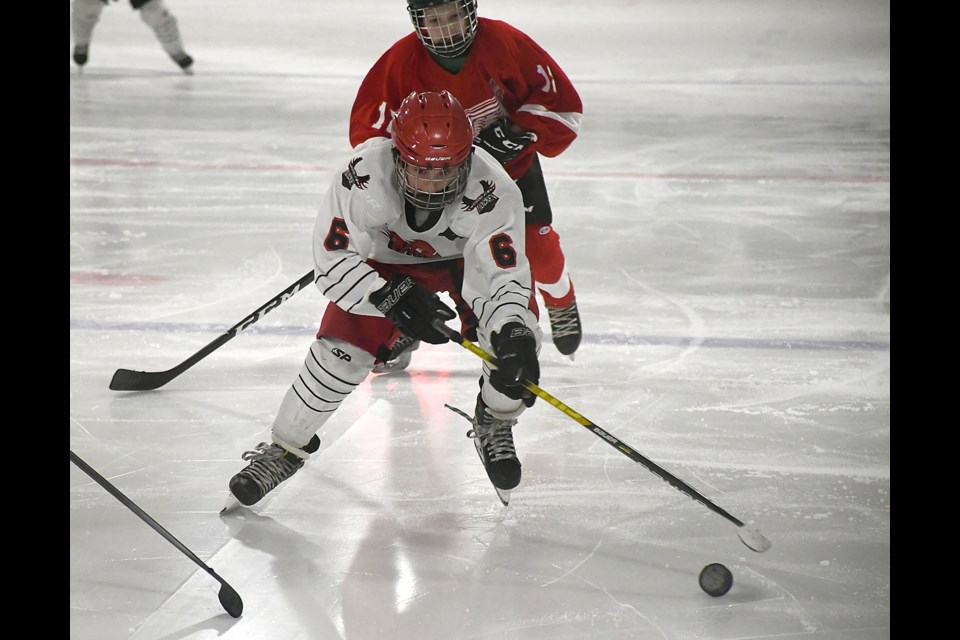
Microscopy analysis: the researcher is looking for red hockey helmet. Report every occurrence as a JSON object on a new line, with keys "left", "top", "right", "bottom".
{"left": 392, "top": 90, "right": 475, "bottom": 211}
{"left": 406, "top": 0, "right": 478, "bottom": 58}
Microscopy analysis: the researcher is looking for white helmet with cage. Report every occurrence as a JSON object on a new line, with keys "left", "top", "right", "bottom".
{"left": 406, "top": 0, "right": 479, "bottom": 58}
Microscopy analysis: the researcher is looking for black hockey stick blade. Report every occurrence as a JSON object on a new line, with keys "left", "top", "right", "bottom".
{"left": 109, "top": 332, "right": 233, "bottom": 391}
{"left": 215, "top": 575, "right": 244, "bottom": 618}
{"left": 109, "top": 269, "right": 315, "bottom": 391}
{"left": 110, "top": 368, "right": 178, "bottom": 391}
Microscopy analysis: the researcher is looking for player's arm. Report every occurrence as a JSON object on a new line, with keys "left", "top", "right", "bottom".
{"left": 505, "top": 33, "right": 583, "bottom": 158}
{"left": 473, "top": 116, "right": 539, "bottom": 165}
{"left": 311, "top": 171, "right": 385, "bottom": 317}
{"left": 461, "top": 184, "right": 536, "bottom": 336}
{"left": 349, "top": 51, "right": 404, "bottom": 147}
{"left": 464, "top": 187, "right": 540, "bottom": 403}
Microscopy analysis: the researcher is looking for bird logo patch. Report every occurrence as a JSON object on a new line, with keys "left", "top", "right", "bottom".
{"left": 461, "top": 180, "right": 498, "bottom": 214}
{"left": 341, "top": 157, "right": 370, "bottom": 190}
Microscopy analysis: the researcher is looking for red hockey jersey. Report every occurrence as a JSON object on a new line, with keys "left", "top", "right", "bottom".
{"left": 349, "top": 18, "right": 583, "bottom": 180}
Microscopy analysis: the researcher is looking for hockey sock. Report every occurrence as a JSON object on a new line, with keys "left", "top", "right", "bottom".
{"left": 524, "top": 224, "right": 574, "bottom": 306}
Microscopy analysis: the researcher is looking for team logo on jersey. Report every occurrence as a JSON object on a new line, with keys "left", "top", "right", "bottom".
{"left": 440, "top": 227, "right": 461, "bottom": 241}
{"left": 341, "top": 157, "right": 370, "bottom": 190}
{"left": 464, "top": 89, "right": 506, "bottom": 134}
{"left": 461, "top": 180, "right": 498, "bottom": 214}
{"left": 387, "top": 231, "right": 440, "bottom": 258}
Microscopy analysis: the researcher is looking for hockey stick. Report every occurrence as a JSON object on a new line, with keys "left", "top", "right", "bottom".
{"left": 70, "top": 450, "right": 243, "bottom": 618}
{"left": 432, "top": 321, "right": 772, "bottom": 554}
{"left": 110, "top": 269, "right": 315, "bottom": 391}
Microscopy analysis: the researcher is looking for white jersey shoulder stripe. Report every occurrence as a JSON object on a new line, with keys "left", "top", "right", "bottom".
{"left": 516, "top": 104, "right": 582, "bottom": 134}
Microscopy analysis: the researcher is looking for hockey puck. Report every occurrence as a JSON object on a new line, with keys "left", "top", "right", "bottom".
{"left": 699, "top": 563, "right": 733, "bottom": 597}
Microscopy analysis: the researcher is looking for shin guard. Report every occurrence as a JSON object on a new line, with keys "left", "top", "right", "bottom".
{"left": 271, "top": 337, "right": 374, "bottom": 447}
{"left": 525, "top": 224, "right": 574, "bottom": 306}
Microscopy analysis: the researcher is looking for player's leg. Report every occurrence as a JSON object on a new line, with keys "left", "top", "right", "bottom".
{"left": 133, "top": 0, "right": 194, "bottom": 72}
{"left": 462, "top": 261, "right": 543, "bottom": 493}
{"left": 516, "top": 156, "right": 582, "bottom": 356}
{"left": 227, "top": 303, "right": 390, "bottom": 506}
{"left": 71, "top": 0, "right": 106, "bottom": 67}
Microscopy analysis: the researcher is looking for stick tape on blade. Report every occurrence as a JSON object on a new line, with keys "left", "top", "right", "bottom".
{"left": 738, "top": 525, "right": 772, "bottom": 552}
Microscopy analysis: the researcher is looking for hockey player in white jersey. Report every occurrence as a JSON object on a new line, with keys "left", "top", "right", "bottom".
{"left": 227, "top": 90, "right": 542, "bottom": 507}
{"left": 71, "top": 0, "right": 194, "bottom": 73}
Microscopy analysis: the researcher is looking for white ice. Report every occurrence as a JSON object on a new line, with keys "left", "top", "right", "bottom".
{"left": 69, "top": 1, "right": 890, "bottom": 639}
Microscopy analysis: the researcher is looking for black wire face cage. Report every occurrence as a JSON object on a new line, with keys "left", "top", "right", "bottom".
{"left": 408, "top": 0, "right": 478, "bottom": 58}
{"left": 393, "top": 151, "right": 473, "bottom": 212}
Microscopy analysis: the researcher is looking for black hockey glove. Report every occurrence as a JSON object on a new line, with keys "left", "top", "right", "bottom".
{"left": 490, "top": 322, "right": 540, "bottom": 406}
{"left": 474, "top": 117, "right": 537, "bottom": 165}
{"left": 369, "top": 275, "right": 456, "bottom": 345}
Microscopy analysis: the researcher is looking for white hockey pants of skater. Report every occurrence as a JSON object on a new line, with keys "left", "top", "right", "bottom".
{"left": 271, "top": 337, "right": 374, "bottom": 449}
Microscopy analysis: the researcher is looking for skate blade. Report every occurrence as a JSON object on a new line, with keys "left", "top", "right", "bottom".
{"left": 472, "top": 435, "right": 513, "bottom": 506}
{"left": 372, "top": 353, "right": 413, "bottom": 374}
{"left": 220, "top": 493, "right": 245, "bottom": 515}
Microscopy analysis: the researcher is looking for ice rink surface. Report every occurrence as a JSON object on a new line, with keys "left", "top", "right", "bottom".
{"left": 69, "top": 1, "right": 890, "bottom": 638}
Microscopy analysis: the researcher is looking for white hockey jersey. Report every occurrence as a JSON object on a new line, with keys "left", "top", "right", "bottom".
{"left": 312, "top": 137, "right": 535, "bottom": 336}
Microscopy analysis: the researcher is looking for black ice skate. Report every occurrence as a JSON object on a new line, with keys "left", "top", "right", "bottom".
{"left": 73, "top": 45, "right": 89, "bottom": 68}
{"left": 445, "top": 398, "right": 521, "bottom": 506}
{"left": 373, "top": 333, "right": 420, "bottom": 374}
{"left": 546, "top": 297, "right": 582, "bottom": 357}
{"left": 226, "top": 435, "right": 320, "bottom": 508}
{"left": 170, "top": 51, "right": 194, "bottom": 74}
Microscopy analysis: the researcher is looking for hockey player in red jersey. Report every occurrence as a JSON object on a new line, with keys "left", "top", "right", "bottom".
{"left": 227, "top": 91, "right": 541, "bottom": 508}
{"left": 350, "top": 0, "right": 583, "bottom": 371}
